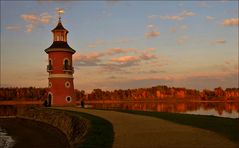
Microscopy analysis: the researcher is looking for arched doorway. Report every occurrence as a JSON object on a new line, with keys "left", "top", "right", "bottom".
{"left": 48, "top": 93, "right": 52, "bottom": 107}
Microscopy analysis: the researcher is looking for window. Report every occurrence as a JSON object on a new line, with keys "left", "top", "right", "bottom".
{"left": 49, "top": 82, "right": 52, "bottom": 88}
{"left": 63, "top": 58, "right": 71, "bottom": 70}
{"left": 65, "top": 96, "right": 72, "bottom": 103}
{"left": 65, "top": 81, "right": 70, "bottom": 88}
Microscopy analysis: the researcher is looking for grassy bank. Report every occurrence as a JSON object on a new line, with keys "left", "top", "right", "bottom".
{"left": 117, "top": 110, "right": 239, "bottom": 144}
{"left": 56, "top": 109, "right": 114, "bottom": 148}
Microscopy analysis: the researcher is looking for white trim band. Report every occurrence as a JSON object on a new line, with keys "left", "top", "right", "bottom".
{"left": 49, "top": 74, "right": 74, "bottom": 78}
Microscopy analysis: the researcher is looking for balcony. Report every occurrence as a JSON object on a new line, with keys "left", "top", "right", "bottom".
{"left": 47, "top": 65, "right": 53, "bottom": 72}
{"left": 63, "top": 65, "right": 74, "bottom": 73}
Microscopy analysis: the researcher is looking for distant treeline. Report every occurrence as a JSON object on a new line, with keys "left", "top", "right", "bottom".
{"left": 87, "top": 86, "right": 239, "bottom": 101}
{"left": 0, "top": 87, "right": 47, "bottom": 101}
{"left": 0, "top": 86, "right": 239, "bottom": 101}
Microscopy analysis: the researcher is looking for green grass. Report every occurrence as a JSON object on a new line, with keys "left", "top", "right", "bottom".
{"left": 116, "top": 110, "right": 239, "bottom": 144}
{"left": 54, "top": 110, "right": 114, "bottom": 148}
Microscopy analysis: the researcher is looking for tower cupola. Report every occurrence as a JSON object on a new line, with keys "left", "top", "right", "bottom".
{"left": 45, "top": 16, "right": 75, "bottom": 53}
{"left": 52, "top": 17, "right": 68, "bottom": 42}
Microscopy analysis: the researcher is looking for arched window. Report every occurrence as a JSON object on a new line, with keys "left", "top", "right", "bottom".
{"left": 64, "top": 59, "right": 70, "bottom": 70}
{"left": 61, "top": 33, "right": 64, "bottom": 41}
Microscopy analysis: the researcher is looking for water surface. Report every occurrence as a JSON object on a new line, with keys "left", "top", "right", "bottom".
{"left": 87, "top": 101, "right": 239, "bottom": 118}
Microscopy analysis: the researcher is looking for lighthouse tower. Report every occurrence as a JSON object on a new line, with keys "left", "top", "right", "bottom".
{"left": 45, "top": 13, "right": 76, "bottom": 106}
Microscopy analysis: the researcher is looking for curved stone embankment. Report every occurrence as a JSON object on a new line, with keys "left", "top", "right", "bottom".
{"left": 16, "top": 107, "right": 89, "bottom": 148}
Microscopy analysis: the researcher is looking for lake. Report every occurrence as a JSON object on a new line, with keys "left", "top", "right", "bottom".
{"left": 86, "top": 101, "right": 239, "bottom": 118}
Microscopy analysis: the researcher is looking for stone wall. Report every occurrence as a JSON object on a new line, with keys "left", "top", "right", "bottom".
{"left": 17, "top": 107, "right": 89, "bottom": 148}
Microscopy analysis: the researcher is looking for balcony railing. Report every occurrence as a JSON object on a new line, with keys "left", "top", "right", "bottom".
{"left": 47, "top": 65, "right": 53, "bottom": 72}
{"left": 63, "top": 65, "right": 74, "bottom": 72}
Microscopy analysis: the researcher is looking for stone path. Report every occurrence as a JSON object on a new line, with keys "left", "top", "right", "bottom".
{"left": 59, "top": 107, "right": 237, "bottom": 148}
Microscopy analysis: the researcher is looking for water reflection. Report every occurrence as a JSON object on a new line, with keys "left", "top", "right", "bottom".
{"left": 0, "top": 105, "right": 39, "bottom": 117}
{"left": 0, "top": 127, "right": 15, "bottom": 148}
{"left": 89, "top": 101, "right": 239, "bottom": 118}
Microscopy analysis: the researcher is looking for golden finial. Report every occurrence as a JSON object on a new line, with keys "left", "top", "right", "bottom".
{"left": 56, "top": 8, "right": 65, "bottom": 21}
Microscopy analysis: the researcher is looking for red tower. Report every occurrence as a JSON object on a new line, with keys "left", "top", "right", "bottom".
{"left": 45, "top": 16, "right": 76, "bottom": 106}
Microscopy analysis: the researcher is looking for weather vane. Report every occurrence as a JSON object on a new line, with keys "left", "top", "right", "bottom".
{"left": 57, "top": 8, "right": 65, "bottom": 20}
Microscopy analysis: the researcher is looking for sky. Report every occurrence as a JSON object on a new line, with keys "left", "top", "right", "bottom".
{"left": 1, "top": 0, "right": 238, "bottom": 92}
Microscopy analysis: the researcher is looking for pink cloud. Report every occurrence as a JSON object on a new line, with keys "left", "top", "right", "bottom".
{"left": 160, "top": 15, "right": 183, "bottom": 21}
{"left": 211, "top": 39, "right": 226, "bottom": 45}
{"left": 26, "top": 24, "right": 34, "bottom": 32}
{"left": 223, "top": 18, "right": 239, "bottom": 26}
{"left": 145, "top": 24, "right": 160, "bottom": 38}
{"left": 146, "top": 48, "right": 156, "bottom": 51}
{"left": 106, "top": 48, "right": 136, "bottom": 56}
{"left": 145, "top": 31, "right": 160, "bottom": 38}
{"left": 111, "top": 56, "right": 138, "bottom": 63}
{"left": 21, "top": 14, "right": 38, "bottom": 23}
{"left": 180, "top": 10, "right": 195, "bottom": 17}
{"left": 215, "top": 39, "right": 226, "bottom": 44}
{"left": 73, "top": 52, "right": 104, "bottom": 66}
{"left": 140, "top": 54, "right": 157, "bottom": 60}
{"left": 160, "top": 10, "right": 195, "bottom": 21}
{"left": 20, "top": 12, "right": 52, "bottom": 32}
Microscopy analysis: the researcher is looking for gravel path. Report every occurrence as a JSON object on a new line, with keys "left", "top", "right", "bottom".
{"left": 59, "top": 107, "right": 237, "bottom": 148}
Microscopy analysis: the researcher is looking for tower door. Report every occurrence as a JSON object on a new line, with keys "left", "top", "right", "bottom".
{"left": 48, "top": 93, "right": 52, "bottom": 107}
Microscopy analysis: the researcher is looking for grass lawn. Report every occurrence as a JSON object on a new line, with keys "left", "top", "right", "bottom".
{"left": 55, "top": 110, "right": 114, "bottom": 148}
{"left": 117, "top": 110, "right": 239, "bottom": 144}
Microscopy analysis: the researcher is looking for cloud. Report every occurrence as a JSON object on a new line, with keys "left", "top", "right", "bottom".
{"left": 73, "top": 47, "right": 162, "bottom": 75}
{"left": 160, "top": 10, "right": 195, "bottom": 21}
{"left": 26, "top": 24, "right": 34, "bottom": 32}
{"left": 145, "top": 31, "right": 160, "bottom": 38}
{"left": 107, "top": 47, "right": 136, "bottom": 55}
{"left": 146, "top": 48, "right": 156, "bottom": 51}
{"left": 20, "top": 12, "right": 52, "bottom": 32}
{"left": 180, "top": 10, "right": 195, "bottom": 17}
{"left": 145, "top": 24, "right": 160, "bottom": 38}
{"left": 206, "top": 16, "right": 215, "bottom": 20}
{"left": 73, "top": 52, "right": 104, "bottom": 66}
{"left": 211, "top": 39, "right": 226, "bottom": 45}
{"left": 111, "top": 56, "right": 138, "bottom": 64}
{"left": 223, "top": 18, "right": 239, "bottom": 26}
{"left": 215, "top": 40, "right": 226, "bottom": 44}
{"left": 160, "top": 15, "right": 183, "bottom": 21}
{"left": 6, "top": 25, "right": 21, "bottom": 31}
